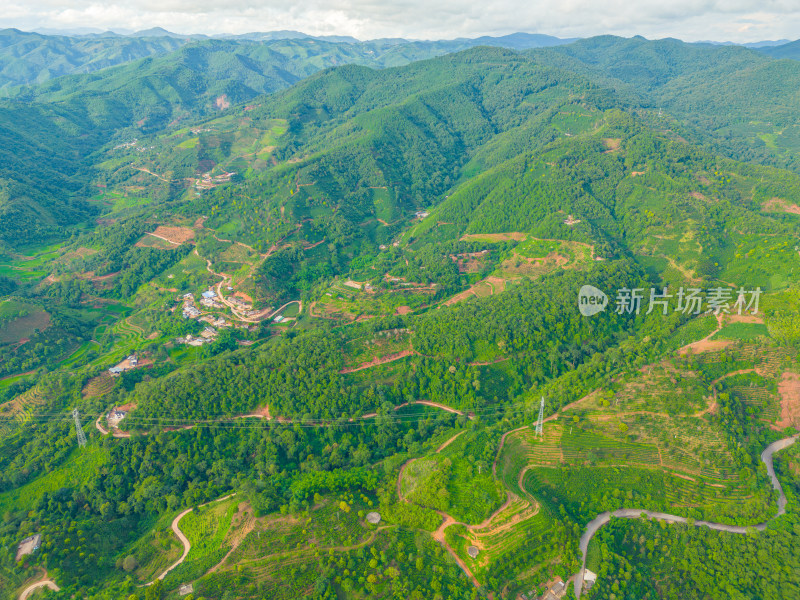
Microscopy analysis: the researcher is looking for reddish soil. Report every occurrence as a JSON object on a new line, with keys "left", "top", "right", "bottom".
{"left": 762, "top": 197, "right": 800, "bottom": 215}
{"left": 394, "top": 305, "right": 412, "bottom": 315}
{"left": 339, "top": 349, "right": 413, "bottom": 373}
{"left": 460, "top": 232, "right": 527, "bottom": 242}
{"left": 777, "top": 372, "right": 800, "bottom": 429}
{"left": 679, "top": 338, "right": 733, "bottom": 355}
{"left": 77, "top": 270, "right": 119, "bottom": 282}
{"left": 150, "top": 226, "right": 195, "bottom": 244}
{"left": 234, "top": 291, "right": 254, "bottom": 303}
{"left": 678, "top": 314, "right": 731, "bottom": 355}
{"left": 724, "top": 314, "right": 765, "bottom": 324}
{"left": 215, "top": 95, "right": 231, "bottom": 110}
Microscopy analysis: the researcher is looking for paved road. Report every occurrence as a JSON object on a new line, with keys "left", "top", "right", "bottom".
{"left": 573, "top": 434, "right": 798, "bottom": 597}
{"left": 19, "top": 579, "right": 59, "bottom": 600}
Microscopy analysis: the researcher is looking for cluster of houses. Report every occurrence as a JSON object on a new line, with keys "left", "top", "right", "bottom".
{"left": 182, "top": 291, "right": 224, "bottom": 317}
{"left": 200, "top": 290, "right": 223, "bottom": 309}
{"left": 176, "top": 327, "right": 219, "bottom": 347}
{"left": 227, "top": 295, "right": 252, "bottom": 311}
{"left": 113, "top": 139, "right": 137, "bottom": 150}
{"left": 175, "top": 289, "right": 238, "bottom": 346}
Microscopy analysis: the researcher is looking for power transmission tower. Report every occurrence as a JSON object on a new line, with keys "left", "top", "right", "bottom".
{"left": 535, "top": 397, "right": 545, "bottom": 437}
{"left": 73, "top": 408, "right": 87, "bottom": 447}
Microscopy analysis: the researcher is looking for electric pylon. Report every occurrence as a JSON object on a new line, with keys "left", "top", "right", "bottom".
{"left": 535, "top": 396, "right": 545, "bottom": 437}
{"left": 73, "top": 408, "right": 87, "bottom": 447}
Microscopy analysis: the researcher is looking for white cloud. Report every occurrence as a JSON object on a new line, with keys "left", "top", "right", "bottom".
{"left": 1, "top": 0, "right": 799, "bottom": 42}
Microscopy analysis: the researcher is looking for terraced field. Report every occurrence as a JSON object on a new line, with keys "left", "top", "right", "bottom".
{"left": 81, "top": 372, "right": 117, "bottom": 398}
{"left": 0, "top": 384, "right": 50, "bottom": 437}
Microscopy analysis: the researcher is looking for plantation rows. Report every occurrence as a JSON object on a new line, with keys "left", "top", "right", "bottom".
{"left": 81, "top": 372, "right": 117, "bottom": 398}
{"left": 518, "top": 425, "right": 563, "bottom": 467}
{"left": 730, "top": 385, "right": 781, "bottom": 423}
{"left": 560, "top": 429, "right": 661, "bottom": 468}
{"left": 0, "top": 384, "right": 47, "bottom": 438}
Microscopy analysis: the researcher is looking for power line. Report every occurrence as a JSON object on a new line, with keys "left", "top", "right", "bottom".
{"left": 0, "top": 401, "right": 542, "bottom": 430}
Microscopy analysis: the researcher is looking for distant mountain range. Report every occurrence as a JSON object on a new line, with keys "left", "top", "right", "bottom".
{"left": 0, "top": 28, "right": 576, "bottom": 91}
{"left": 7, "top": 27, "right": 800, "bottom": 93}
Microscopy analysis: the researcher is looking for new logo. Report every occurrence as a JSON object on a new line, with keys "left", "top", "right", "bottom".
{"left": 578, "top": 285, "right": 608, "bottom": 316}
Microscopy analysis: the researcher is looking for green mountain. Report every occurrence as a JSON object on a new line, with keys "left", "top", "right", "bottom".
{"left": 0, "top": 28, "right": 186, "bottom": 90}
{"left": 529, "top": 36, "right": 800, "bottom": 169}
{"left": 0, "top": 36, "right": 800, "bottom": 600}
{"left": 0, "top": 29, "right": 575, "bottom": 93}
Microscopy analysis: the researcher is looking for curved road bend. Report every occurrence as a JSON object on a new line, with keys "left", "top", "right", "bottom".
{"left": 573, "top": 434, "right": 799, "bottom": 597}
{"left": 19, "top": 579, "right": 59, "bottom": 600}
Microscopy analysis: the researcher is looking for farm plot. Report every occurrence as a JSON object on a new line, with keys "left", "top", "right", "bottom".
{"left": 161, "top": 496, "right": 240, "bottom": 588}
{"left": 342, "top": 329, "right": 412, "bottom": 371}
{"left": 0, "top": 305, "right": 51, "bottom": 344}
{"left": 0, "top": 384, "right": 51, "bottom": 437}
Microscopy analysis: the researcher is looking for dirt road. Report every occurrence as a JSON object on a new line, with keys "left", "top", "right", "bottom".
{"left": 146, "top": 493, "right": 237, "bottom": 586}
{"left": 19, "top": 578, "right": 59, "bottom": 600}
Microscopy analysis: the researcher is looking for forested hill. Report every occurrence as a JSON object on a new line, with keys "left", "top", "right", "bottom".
{"left": 0, "top": 29, "right": 574, "bottom": 93}
{"left": 0, "top": 28, "right": 186, "bottom": 90}
{"left": 528, "top": 36, "right": 800, "bottom": 170}
{"left": 6, "top": 34, "right": 800, "bottom": 249}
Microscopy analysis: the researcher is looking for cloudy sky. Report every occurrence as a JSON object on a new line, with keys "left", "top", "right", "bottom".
{"left": 2, "top": 0, "right": 799, "bottom": 42}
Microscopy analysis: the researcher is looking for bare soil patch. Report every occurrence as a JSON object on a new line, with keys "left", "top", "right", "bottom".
{"left": 443, "top": 276, "right": 506, "bottom": 306}
{"left": 395, "top": 305, "right": 412, "bottom": 315}
{"left": 724, "top": 313, "right": 765, "bottom": 325}
{"left": 339, "top": 349, "right": 413, "bottom": 374}
{"left": 777, "top": 372, "right": 800, "bottom": 429}
{"left": 460, "top": 232, "right": 527, "bottom": 243}
{"left": 762, "top": 197, "right": 800, "bottom": 215}
{"left": 150, "top": 226, "right": 195, "bottom": 244}
{"left": 215, "top": 95, "right": 231, "bottom": 110}
{"left": 135, "top": 235, "right": 175, "bottom": 250}
{"left": 679, "top": 338, "right": 733, "bottom": 355}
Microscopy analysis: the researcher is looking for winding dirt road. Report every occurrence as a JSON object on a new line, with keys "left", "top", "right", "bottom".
{"left": 145, "top": 493, "right": 237, "bottom": 586}
{"left": 18, "top": 578, "right": 59, "bottom": 600}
